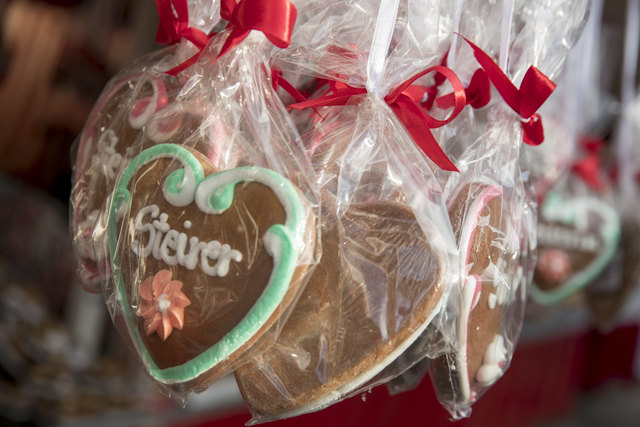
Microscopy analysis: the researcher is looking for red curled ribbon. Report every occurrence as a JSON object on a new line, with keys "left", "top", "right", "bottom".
{"left": 288, "top": 66, "right": 466, "bottom": 172}
{"left": 217, "top": 0, "right": 297, "bottom": 59}
{"left": 156, "top": 0, "right": 297, "bottom": 75}
{"left": 270, "top": 68, "right": 309, "bottom": 104}
{"left": 436, "top": 68, "right": 491, "bottom": 110}
{"left": 155, "top": 0, "right": 215, "bottom": 75}
{"left": 459, "top": 35, "right": 556, "bottom": 145}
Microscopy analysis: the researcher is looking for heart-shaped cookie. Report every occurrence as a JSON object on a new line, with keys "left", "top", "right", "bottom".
{"left": 531, "top": 190, "right": 620, "bottom": 304}
{"left": 235, "top": 198, "right": 446, "bottom": 419}
{"left": 107, "top": 143, "right": 315, "bottom": 390}
{"left": 432, "top": 183, "right": 525, "bottom": 407}
{"left": 72, "top": 71, "right": 214, "bottom": 291}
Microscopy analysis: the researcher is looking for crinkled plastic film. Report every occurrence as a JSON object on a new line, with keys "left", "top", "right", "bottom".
{"left": 234, "top": 0, "right": 459, "bottom": 422}
{"left": 585, "top": 0, "right": 640, "bottom": 326}
{"left": 531, "top": 165, "right": 620, "bottom": 305}
{"left": 421, "top": 0, "right": 589, "bottom": 418}
{"left": 71, "top": 13, "right": 321, "bottom": 402}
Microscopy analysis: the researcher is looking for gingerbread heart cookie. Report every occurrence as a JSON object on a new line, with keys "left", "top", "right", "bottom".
{"left": 531, "top": 191, "right": 620, "bottom": 304}
{"left": 72, "top": 71, "right": 215, "bottom": 291}
{"left": 235, "top": 198, "right": 446, "bottom": 419}
{"left": 432, "top": 183, "right": 524, "bottom": 406}
{"left": 107, "top": 143, "right": 315, "bottom": 390}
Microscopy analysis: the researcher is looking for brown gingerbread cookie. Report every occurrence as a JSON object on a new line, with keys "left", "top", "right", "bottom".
{"left": 432, "top": 182, "right": 521, "bottom": 406}
{"left": 107, "top": 143, "right": 316, "bottom": 392}
{"left": 530, "top": 190, "right": 620, "bottom": 304}
{"left": 584, "top": 219, "right": 640, "bottom": 325}
{"left": 71, "top": 70, "right": 218, "bottom": 291}
{"left": 235, "top": 197, "right": 446, "bottom": 418}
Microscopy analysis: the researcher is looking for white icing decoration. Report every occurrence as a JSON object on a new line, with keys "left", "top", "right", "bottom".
{"left": 131, "top": 204, "right": 243, "bottom": 277}
{"left": 537, "top": 222, "right": 600, "bottom": 253}
{"left": 76, "top": 210, "right": 100, "bottom": 260}
{"left": 183, "top": 220, "right": 192, "bottom": 229}
{"left": 129, "top": 77, "right": 162, "bottom": 129}
{"left": 92, "top": 129, "right": 123, "bottom": 181}
{"left": 195, "top": 168, "right": 305, "bottom": 251}
{"left": 163, "top": 165, "right": 199, "bottom": 207}
{"left": 488, "top": 293, "right": 497, "bottom": 310}
{"left": 462, "top": 275, "right": 478, "bottom": 315}
{"left": 148, "top": 103, "right": 183, "bottom": 143}
{"left": 476, "top": 335, "right": 507, "bottom": 386}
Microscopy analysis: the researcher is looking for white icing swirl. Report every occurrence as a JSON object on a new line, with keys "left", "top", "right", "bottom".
{"left": 476, "top": 335, "right": 507, "bottom": 386}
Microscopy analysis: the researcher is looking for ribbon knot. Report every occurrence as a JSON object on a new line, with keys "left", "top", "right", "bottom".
{"left": 156, "top": 0, "right": 297, "bottom": 76}
{"left": 435, "top": 68, "right": 491, "bottom": 110}
{"left": 155, "top": 0, "right": 213, "bottom": 54}
{"left": 289, "top": 65, "right": 465, "bottom": 172}
{"left": 459, "top": 35, "right": 556, "bottom": 145}
{"left": 217, "top": 0, "right": 297, "bottom": 59}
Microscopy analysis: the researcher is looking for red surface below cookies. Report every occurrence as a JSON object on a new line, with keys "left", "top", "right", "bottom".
{"left": 176, "top": 324, "right": 639, "bottom": 427}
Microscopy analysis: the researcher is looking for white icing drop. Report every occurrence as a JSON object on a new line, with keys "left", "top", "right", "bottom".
{"left": 488, "top": 293, "right": 497, "bottom": 310}
{"left": 183, "top": 220, "right": 192, "bottom": 229}
{"left": 131, "top": 204, "right": 242, "bottom": 277}
{"left": 476, "top": 335, "right": 507, "bottom": 386}
{"left": 462, "top": 275, "right": 479, "bottom": 315}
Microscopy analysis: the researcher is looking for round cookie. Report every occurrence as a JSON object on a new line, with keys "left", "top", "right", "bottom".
{"left": 235, "top": 198, "right": 446, "bottom": 419}
{"left": 71, "top": 70, "right": 215, "bottom": 292}
{"left": 432, "top": 182, "right": 522, "bottom": 406}
{"left": 530, "top": 191, "right": 620, "bottom": 304}
{"left": 107, "top": 143, "right": 316, "bottom": 392}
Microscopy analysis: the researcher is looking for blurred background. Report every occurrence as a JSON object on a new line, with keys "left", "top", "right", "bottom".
{"left": 0, "top": 0, "right": 639, "bottom": 426}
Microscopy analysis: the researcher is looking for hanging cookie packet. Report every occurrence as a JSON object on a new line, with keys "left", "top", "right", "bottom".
{"left": 422, "top": 0, "right": 589, "bottom": 418}
{"left": 584, "top": 0, "right": 640, "bottom": 326}
{"left": 71, "top": 0, "right": 320, "bottom": 401}
{"left": 234, "top": 0, "right": 461, "bottom": 421}
{"left": 70, "top": 0, "right": 223, "bottom": 293}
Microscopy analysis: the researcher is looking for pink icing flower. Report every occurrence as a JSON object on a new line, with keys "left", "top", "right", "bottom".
{"left": 136, "top": 270, "right": 191, "bottom": 341}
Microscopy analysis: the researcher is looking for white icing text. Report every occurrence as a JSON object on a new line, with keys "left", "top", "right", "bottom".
{"left": 131, "top": 205, "right": 243, "bottom": 277}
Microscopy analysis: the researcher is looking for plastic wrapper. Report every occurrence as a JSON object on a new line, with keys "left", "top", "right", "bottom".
{"left": 523, "top": 0, "right": 603, "bottom": 200}
{"left": 234, "top": 0, "right": 458, "bottom": 421}
{"left": 585, "top": 0, "right": 640, "bottom": 326}
{"left": 71, "top": 0, "right": 222, "bottom": 293}
{"left": 71, "top": 1, "right": 320, "bottom": 402}
{"left": 429, "top": 108, "right": 534, "bottom": 418}
{"left": 530, "top": 158, "right": 620, "bottom": 305}
{"left": 420, "top": 0, "right": 589, "bottom": 418}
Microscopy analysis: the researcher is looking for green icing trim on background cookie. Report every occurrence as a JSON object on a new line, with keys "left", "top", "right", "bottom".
{"left": 531, "top": 191, "right": 621, "bottom": 305}
{"left": 107, "top": 143, "right": 306, "bottom": 384}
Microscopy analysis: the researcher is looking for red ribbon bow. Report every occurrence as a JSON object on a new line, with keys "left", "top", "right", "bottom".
{"left": 435, "top": 68, "right": 491, "bottom": 110}
{"left": 270, "top": 68, "right": 308, "bottom": 104}
{"left": 289, "top": 66, "right": 466, "bottom": 172}
{"left": 156, "top": 0, "right": 297, "bottom": 75}
{"left": 572, "top": 137, "right": 607, "bottom": 191}
{"left": 460, "top": 35, "right": 556, "bottom": 145}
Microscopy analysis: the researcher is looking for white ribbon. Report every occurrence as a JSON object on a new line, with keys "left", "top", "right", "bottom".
{"left": 499, "top": 0, "right": 515, "bottom": 72}
{"left": 446, "top": 0, "right": 465, "bottom": 69}
{"left": 618, "top": 0, "right": 640, "bottom": 200}
{"left": 366, "top": 0, "right": 400, "bottom": 96}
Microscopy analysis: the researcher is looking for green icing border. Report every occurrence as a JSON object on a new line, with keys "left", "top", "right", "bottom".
{"left": 531, "top": 191, "right": 621, "bottom": 305}
{"left": 107, "top": 143, "right": 305, "bottom": 384}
